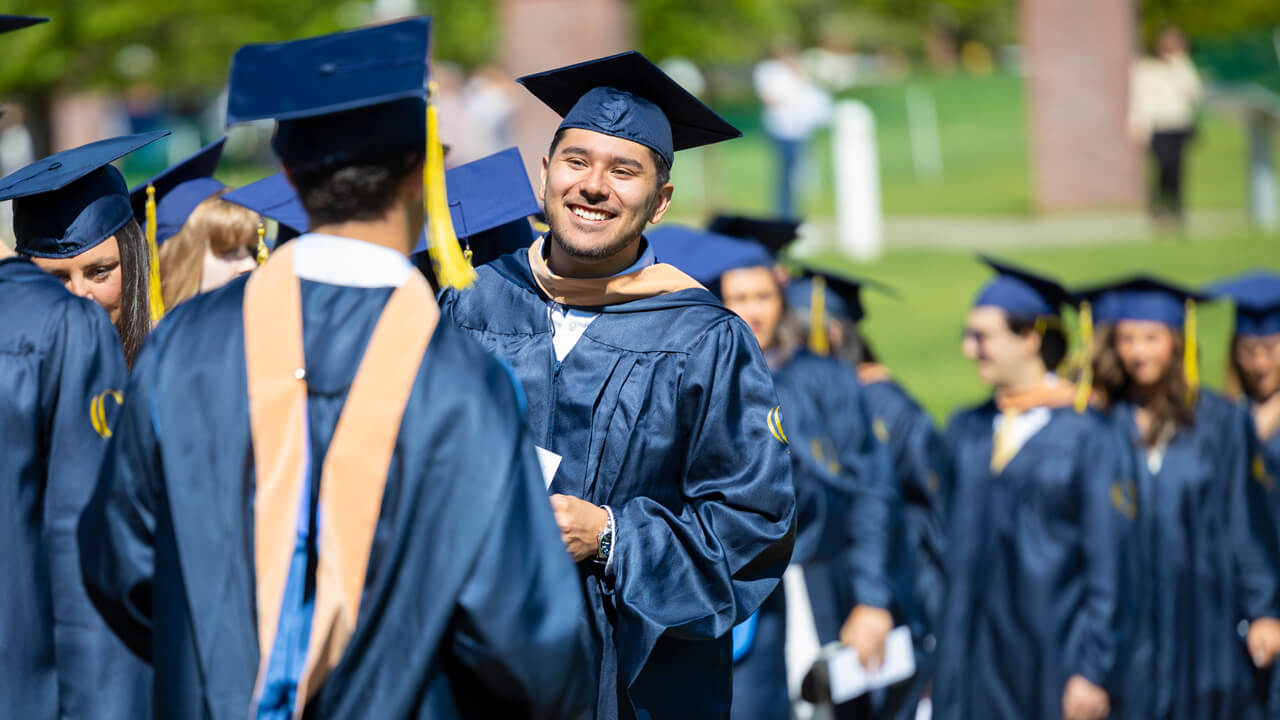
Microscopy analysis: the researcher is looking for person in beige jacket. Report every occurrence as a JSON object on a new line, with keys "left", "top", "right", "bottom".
{"left": 1129, "top": 25, "right": 1203, "bottom": 229}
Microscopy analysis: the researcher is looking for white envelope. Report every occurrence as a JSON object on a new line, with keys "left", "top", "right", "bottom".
{"left": 534, "top": 446, "right": 562, "bottom": 490}
{"left": 828, "top": 626, "right": 916, "bottom": 704}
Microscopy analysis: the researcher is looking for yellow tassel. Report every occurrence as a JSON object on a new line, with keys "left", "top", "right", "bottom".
{"left": 1184, "top": 299, "right": 1199, "bottom": 406}
{"left": 1074, "top": 301, "right": 1093, "bottom": 412}
{"left": 808, "top": 276, "right": 830, "bottom": 356}
{"left": 424, "top": 81, "right": 476, "bottom": 290}
{"left": 256, "top": 222, "right": 269, "bottom": 266}
{"left": 144, "top": 184, "right": 165, "bottom": 324}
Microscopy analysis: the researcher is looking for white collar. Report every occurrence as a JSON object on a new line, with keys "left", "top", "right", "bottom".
{"left": 291, "top": 233, "right": 414, "bottom": 288}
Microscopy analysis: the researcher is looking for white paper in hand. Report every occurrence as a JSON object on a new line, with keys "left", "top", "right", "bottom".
{"left": 534, "top": 446, "right": 562, "bottom": 490}
{"left": 828, "top": 626, "right": 916, "bottom": 704}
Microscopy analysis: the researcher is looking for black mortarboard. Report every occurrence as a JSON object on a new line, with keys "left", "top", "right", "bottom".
{"left": 708, "top": 214, "right": 801, "bottom": 258}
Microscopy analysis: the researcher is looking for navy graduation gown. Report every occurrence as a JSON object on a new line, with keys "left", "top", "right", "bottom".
{"left": 1259, "top": 411, "right": 1280, "bottom": 720}
{"left": 79, "top": 274, "right": 591, "bottom": 719}
{"left": 1113, "top": 391, "right": 1280, "bottom": 720}
{"left": 439, "top": 251, "right": 796, "bottom": 720}
{"left": 0, "top": 257, "right": 150, "bottom": 720}
{"left": 732, "top": 351, "right": 901, "bottom": 720}
{"left": 935, "top": 401, "right": 1138, "bottom": 720}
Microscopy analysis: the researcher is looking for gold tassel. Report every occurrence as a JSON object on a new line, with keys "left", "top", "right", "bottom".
{"left": 1074, "top": 301, "right": 1093, "bottom": 412}
{"left": 256, "top": 222, "right": 269, "bottom": 266}
{"left": 808, "top": 276, "right": 830, "bottom": 356}
{"left": 424, "top": 81, "right": 476, "bottom": 290}
{"left": 1184, "top": 299, "right": 1199, "bottom": 406}
{"left": 144, "top": 184, "right": 165, "bottom": 324}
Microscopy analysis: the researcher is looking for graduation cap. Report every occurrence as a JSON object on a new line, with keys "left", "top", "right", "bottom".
{"left": 222, "top": 173, "right": 309, "bottom": 237}
{"left": 785, "top": 267, "right": 896, "bottom": 324}
{"left": 708, "top": 214, "right": 801, "bottom": 258}
{"left": 411, "top": 146, "right": 540, "bottom": 266}
{"left": 1208, "top": 270, "right": 1280, "bottom": 338}
{"left": 0, "top": 15, "right": 47, "bottom": 34}
{"left": 129, "top": 137, "right": 227, "bottom": 246}
{"left": 1074, "top": 275, "right": 1209, "bottom": 330}
{"left": 225, "top": 17, "right": 474, "bottom": 288}
{"left": 646, "top": 224, "right": 772, "bottom": 285}
{"left": 0, "top": 131, "right": 169, "bottom": 259}
{"left": 1075, "top": 274, "right": 1213, "bottom": 404}
{"left": 226, "top": 18, "right": 431, "bottom": 170}
{"left": 973, "top": 254, "right": 1075, "bottom": 318}
{"left": 516, "top": 51, "right": 741, "bottom": 167}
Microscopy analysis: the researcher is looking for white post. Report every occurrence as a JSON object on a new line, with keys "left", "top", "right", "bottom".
{"left": 905, "top": 86, "right": 943, "bottom": 183}
{"left": 832, "top": 99, "right": 883, "bottom": 261}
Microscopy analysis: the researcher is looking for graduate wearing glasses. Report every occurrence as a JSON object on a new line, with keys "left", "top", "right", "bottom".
{"left": 935, "top": 258, "right": 1139, "bottom": 720}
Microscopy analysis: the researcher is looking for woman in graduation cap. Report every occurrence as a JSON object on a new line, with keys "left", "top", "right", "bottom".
{"left": 934, "top": 257, "right": 1140, "bottom": 720}
{"left": 1212, "top": 270, "right": 1280, "bottom": 718}
{"left": 785, "top": 266, "right": 947, "bottom": 719}
{"left": 649, "top": 223, "right": 902, "bottom": 720}
{"left": 127, "top": 137, "right": 262, "bottom": 308}
{"left": 1213, "top": 271, "right": 1280, "bottom": 480}
{"left": 1085, "top": 275, "right": 1280, "bottom": 720}
{"left": 0, "top": 132, "right": 169, "bottom": 367}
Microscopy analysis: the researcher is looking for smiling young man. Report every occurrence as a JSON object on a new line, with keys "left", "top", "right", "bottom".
{"left": 439, "top": 52, "right": 797, "bottom": 719}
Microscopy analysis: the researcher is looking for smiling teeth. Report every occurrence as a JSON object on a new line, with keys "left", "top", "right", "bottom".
{"left": 572, "top": 207, "right": 609, "bottom": 221}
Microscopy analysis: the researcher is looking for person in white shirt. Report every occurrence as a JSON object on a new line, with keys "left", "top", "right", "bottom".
{"left": 754, "top": 39, "right": 832, "bottom": 218}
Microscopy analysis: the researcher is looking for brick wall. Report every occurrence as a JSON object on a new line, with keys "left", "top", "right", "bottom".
{"left": 1020, "top": 0, "right": 1143, "bottom": 211}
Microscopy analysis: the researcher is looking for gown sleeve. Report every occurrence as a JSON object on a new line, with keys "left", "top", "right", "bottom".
{"left": 1073, "top": 421, "right": 1140, "bottom": 691}
{"left": 43, "top": 297, "right": 151, "bottom": 716}
{"left": 829, "top": 374, "right": 899, "bottom": 611}
{"left": 1230, "top": 407, "right": 1280, "bottom": 622}
{"left": 609, "top": 318, "right": 796, "bottom": 678}
{"left": 78, "top": 333, "right": 163, "bottom": 662}
{"left": 448, "top": 434, "right": 593, "bottom": 720}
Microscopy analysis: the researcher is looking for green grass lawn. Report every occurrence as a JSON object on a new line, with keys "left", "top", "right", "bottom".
{"left": 670, "top": 71, "right": 1267, "bottom": 219}
{"left": 804, "top": 231, "right": 1280, "bottom": 423}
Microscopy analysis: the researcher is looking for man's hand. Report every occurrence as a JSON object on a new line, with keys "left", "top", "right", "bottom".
{"left": 1061, "top": 675, "right": 1110, "bottom": 720}
{"left": 549, "top": 494, "right": 609, "bottom": 562}
{"left": 1248, "top": 618, "right": 1280, "bottom": 668}
{"left": 839, "top": 604, "right": 893, "bottom": 670}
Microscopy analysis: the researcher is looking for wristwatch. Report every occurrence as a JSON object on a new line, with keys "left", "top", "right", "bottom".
{"left": 596, "top": 508, "right": 614, "bottom": 563}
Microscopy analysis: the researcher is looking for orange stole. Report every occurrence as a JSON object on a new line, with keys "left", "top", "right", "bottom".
{"left": 526, "top": 236, "right": 705, "bottom": 306}
{"left": 243, "top": 242, "right": 438, "bottom": 718}
{"left": 857, "top": 362, "right": 892, "bottom": 385}
{"left": 990, "top": 379, "right": 1078, "bottom": 474}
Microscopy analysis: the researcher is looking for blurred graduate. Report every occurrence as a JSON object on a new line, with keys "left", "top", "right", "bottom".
{"left": 934, "top": 257, "right": 1139, "bottom": 720}
{"left": 1083, "top": 276, "right": 1280, "bottom": 720}
{"left": 125, "top": 137, "right": 263, "bottom": 309}
{"left": 77, "top": 18, "right": 590, "bottom": 719}
{"left": 649, "top": 222, "right": 901, "bottom": 720}
{"left": 784, "top": 263, "right": 947, "bottom": 719}
{"left": 0, "top": 17, "right": 153, "bottom": 711}
{"left": 437, "top": 52, "right": 796, "bottom": 719}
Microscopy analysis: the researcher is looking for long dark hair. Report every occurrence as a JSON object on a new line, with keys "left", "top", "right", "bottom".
{"left": 1094, "top": 324, "right": 1194, "bottom": 446}
{"left": 114, "top": 218, "right": 152, "bottom": 368}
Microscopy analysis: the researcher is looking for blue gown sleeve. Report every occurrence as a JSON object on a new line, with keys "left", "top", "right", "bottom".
{"left": 830, "top": 378, "right": 899, "bottom": 611}
{"left": 448, "top": 436, "right": 593, "bottom": 720}
{"left": 609, "top": 318, "right": 795, "bottom": 672}
{"left": 43, "top": 297, "right": 150, "bottom": 716}
{"left": 1231, "top": 408, "right": 1280, "bottom": 622}
{"left": 78, "top": 336, "right": 163, "bottom": 661}
{"left": 1074, "top": 422, "right": 1140, "bottom": 691}
{"left": 895, "top": 401, "right": 949, "bottom": 631}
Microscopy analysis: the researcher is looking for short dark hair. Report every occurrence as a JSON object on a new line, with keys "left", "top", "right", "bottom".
{"left": 1006, "top": 314, "right": 1068, "bottom": 372}
{"left": 547, "top": 128, "right": 671, "bottom": 189}
{"left": 288, "top": 151, "right": 425, "bottom": 227}
{"left": 114, "top": 218, "right": 152, "bottom": 369}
